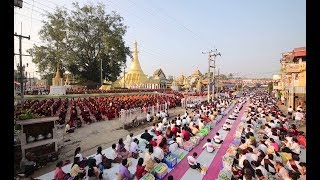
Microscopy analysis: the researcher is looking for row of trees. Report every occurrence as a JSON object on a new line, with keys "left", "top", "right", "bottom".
{"left": 27, "top": 3, "right": 131, "bottom": 85}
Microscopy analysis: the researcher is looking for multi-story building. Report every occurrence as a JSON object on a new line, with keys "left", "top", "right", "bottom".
{"left": 280, "top": 47, "right": 306, "bottom": 110}
{"left": 272, "top": 74, "right": 282, "bottom": 99}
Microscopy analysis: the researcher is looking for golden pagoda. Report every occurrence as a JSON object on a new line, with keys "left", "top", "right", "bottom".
{"left": 196, "top": 78, "right": 202, "bottom": 92}
{"left": 99, "top": 79, "right": 112, "bottom": 90}
{"left": 52, "top": 62, "right": 63, "bottom": 86}
{"left": 113, "top": 41, "right": 149, "bottom": 88}
{"left": 65, "top": 74, "right": 71, "bottom": 85}
{"left": 192, "top": 68, "right": 202, "bottom": 78}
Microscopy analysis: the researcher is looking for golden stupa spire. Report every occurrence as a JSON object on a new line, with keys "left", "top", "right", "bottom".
{"left": 114, "top": 40, "right": 148, "bottom": 88}
{"left": 55, "top": 62, "right": 61, "bottom": 78}
{"left": 129, "top": 40, "right": 145, "bottom": 74}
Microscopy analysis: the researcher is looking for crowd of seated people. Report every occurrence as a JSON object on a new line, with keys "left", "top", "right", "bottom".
{"left": 52, "top": 92, "right": 238, "bottom": 179}
{"left": 15, "top": 98, "right": 62, "bottom": 118}
{"left": 65, "top": 88, "right": 178, "bottom": 95}
{"left": 230, "top": 90, "right": 306, "bottom": 180}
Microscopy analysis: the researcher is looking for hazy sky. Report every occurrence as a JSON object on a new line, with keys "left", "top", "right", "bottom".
{"left": 14, "top": 0, "right": 306, "bottom": 79}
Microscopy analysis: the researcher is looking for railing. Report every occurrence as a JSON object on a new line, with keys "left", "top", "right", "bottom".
{"left": 294, "top": 86, "right": 306, "bottom": 94}
{"left": 119, "top": 103, "right": 169, "bottom": 127}
{"left": 181, "top": 96, "right": 207, "bottom": 108}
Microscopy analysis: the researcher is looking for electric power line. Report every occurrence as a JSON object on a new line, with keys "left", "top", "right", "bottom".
{"left": 15, "top": 12, "right": 43, "bottom": 22}
{"left": 25, "top": 0, "right": 56, "bottom": 11}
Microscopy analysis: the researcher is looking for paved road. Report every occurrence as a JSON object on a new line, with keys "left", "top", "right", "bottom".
{"left": 31, "top": 106, "right": 185, "bottom": 178}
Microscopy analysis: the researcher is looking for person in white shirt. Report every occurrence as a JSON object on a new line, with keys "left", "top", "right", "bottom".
{"left": 213, "top": 132, "right": 223, "bottom": 144}
{"left": 293, "top": 110, "right": 304, "bottom": 127}
{"left": 146, "top": 112, "right": 151, "bottom": 122}
{"left": 289, "top": 139, "right": 301, "bottom": 155}
{"left": 130, "top": 138, "right": 139, "bottom": 158}
{"left": 158, "top": 122, "right": 164, "bottom": 131}
{"left": 124, "top": 133, "right": 133, "bottom": 151}
{"left": 162, "top": 117, "right": 168, "bottom": 125}
{"left": 186, "top": 116, "right": 191, "bottom": 124}
{"left": 257, "top": 141, "right": 268, "bottom": 154}
{"left": 176, "top": 118, "right": 182, "bottom": 127}
{"left": 65, "top": 123, "right": 71, "bottom": 133}
{"left": 94, "top": 146, "right": 105, "bottom": 171}
{"left": 287, "top": 106, "right": 293, "bottom": 115}
{"left": 170, "top": 120, "right": 176, "bottom": 129}
{"left": 187, "top": 152, "right": 202, "bottom": 172}
{"left": 156, "top": 112, "right": 161, "bottom": 119}
{"left": 176, "top": 135, "right": 184, "bottom": 147}
{"left": 202, "top": 139, "right": 220, "bottom": 153}
{"left": 153, "top": 143, "right": 165, "bottom": 163}
{"left": 181, "top": 118, "right": 187, "bottom": 126}
{"left": 269, "top": 120, "right": 276, "bottom": 129}
{"left": 238, "top": 150, "right": 247, "bottom": 168}
{"left": 168, "top": 138, "right": 179, "bottom": 153}
{"left": 245, "top": 147, "right": 258, "bottom": 163}
{"left": 222, "top": 123, "right": 231, "bottom": 131}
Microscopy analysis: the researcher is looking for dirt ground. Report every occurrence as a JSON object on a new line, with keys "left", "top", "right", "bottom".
{"left": 30, "top": 107, "right": 185, "bottom": 178}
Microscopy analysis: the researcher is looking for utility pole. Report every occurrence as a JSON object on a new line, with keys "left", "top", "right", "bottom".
{"left": 217, "top": 68, "right": 220, "bottom": 94}
{"left": 14, "top": 29, "right": 30, "bottom": 100}
{"left": 202, "top": 50, "right": 213, "bottom": 103}
{"left": 202, "top": 49, "right": 221, "bottom": 102}
{"left": 211, "top": 49, "right": 221, "bottom": 101}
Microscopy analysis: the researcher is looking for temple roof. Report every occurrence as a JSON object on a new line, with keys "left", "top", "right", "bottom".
{"left": 192, "top": 68, "right": 202, "bottom": 77}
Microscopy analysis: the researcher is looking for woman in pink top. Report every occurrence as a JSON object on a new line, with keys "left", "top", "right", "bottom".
{"left": 156, "top": 133, "right": 164, "bottom": 146}
{"left": 54, "top": 161, "right": 67, "bottom": 180}
{"left": 270, "top": 138, "right": 279, "bottom": 152}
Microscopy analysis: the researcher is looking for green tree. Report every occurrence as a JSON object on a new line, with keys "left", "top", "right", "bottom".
{"left": 228, "top": 73, "right": 233, "bottom": 79}
{"left": 27, "top": 2, "right": 131, "bottom": 84}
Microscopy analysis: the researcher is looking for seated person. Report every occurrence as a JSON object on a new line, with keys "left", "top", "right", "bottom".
{"left": 191, "top": 125, "right": 200, "bottom": 136}
{"left": 65, "top": 122, "right": 75, "bottom": 133}
{"left": 222, "top": 123, "right": 231, "bottom": 131}
{"left": 140, "top": 129, "right": 153, "bottom": 142}
{"left": 87, "top": 159, "right": 102, "bottom": 180}
{"left": 168, "top": 138, "right": 179, "bottom": 153}
{"left": 202, "top": 139, "right": 220, "bottom": 153}
{"left": 171, "top": 125, "right": 180, "bottom": 136}
{"left": 117, "top": 138, "right": 131, "bottom": 158}
{"left": 110, "top": 144, "right": 122, "bottom": 163}
{"left": 187, "top": 152, "right": 202, "bottom": 173}
{"left": 213, "top": 132, "right": 223, "bottom": 144}
{"left": 118, "top": 159, "right": 135, "bottom": 180}
{"left": 20, "top": 152, "right": 37, "bottom": 177}
{"left": 176, "top": 135, "right": 184, "bottom": 147}
{"left": 181, "top": 127, "right": 191, "bottom": 141}
{"left": 143, "top": 146, "right": 157, "bottom": 172}
{"left": 153, "top": 142, "right": 165, "bottom": 163}
{"left": 54, "top": 161, "right": 70, "bottom": 180}
{"left": 165, "top": 127, "right": 174, "bottom": 139}
{"left": 129, "top": 138, "right": 140, "bottom": 159}
{"left": 70, "top": 157, "right": 86, "bottom": 179}
{"left": 135, "top": 158, "right": 147, "bottom": 180}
